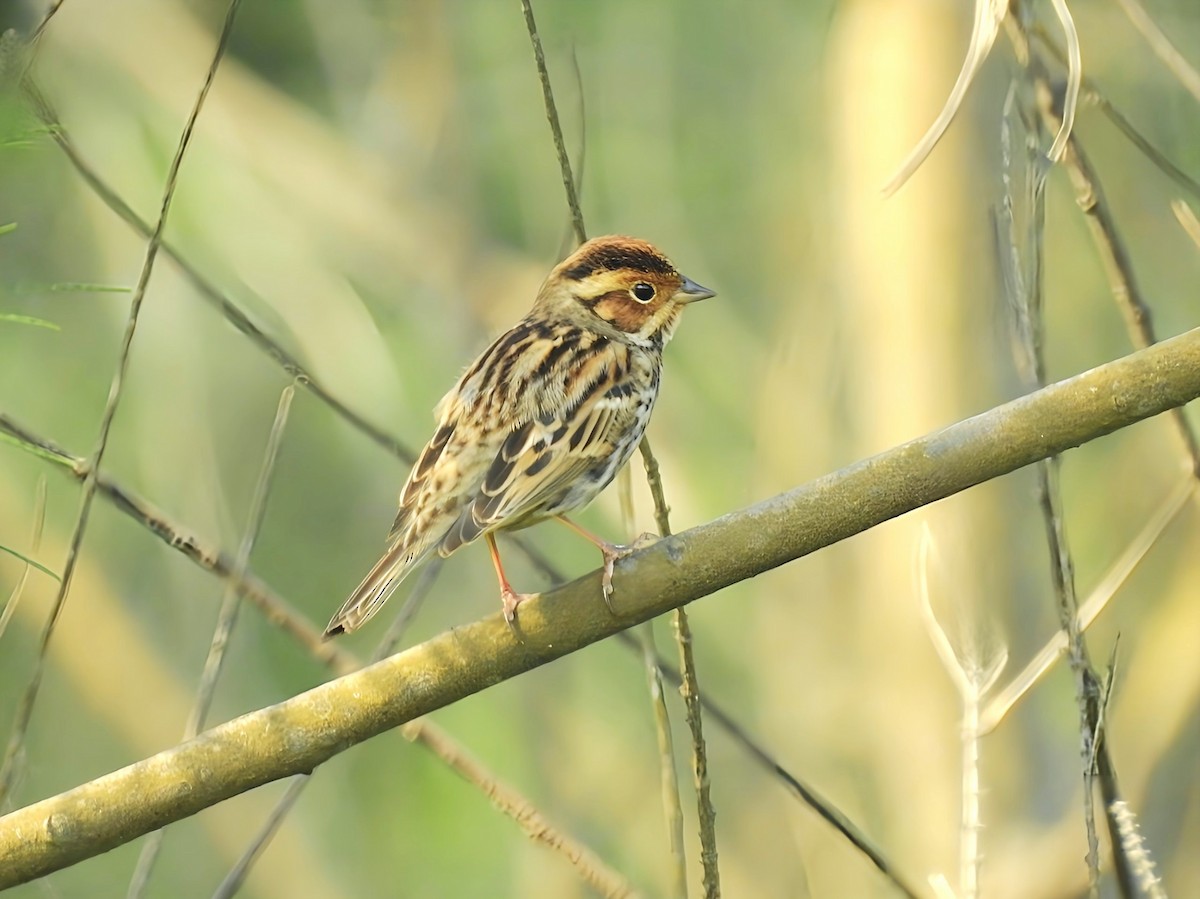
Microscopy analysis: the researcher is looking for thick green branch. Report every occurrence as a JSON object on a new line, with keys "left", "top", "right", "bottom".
{"left": 2, "top": 326, "right": 1200, "bottom": 887}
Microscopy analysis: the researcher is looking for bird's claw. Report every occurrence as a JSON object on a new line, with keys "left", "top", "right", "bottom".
{"left": 598, "top": 533, "right": 659, "bottom": 614}
{"left": 500, "top": 587, "right": 535, "bottom": 628}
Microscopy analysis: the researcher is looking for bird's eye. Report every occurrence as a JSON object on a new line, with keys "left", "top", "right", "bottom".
{"left": 631, "top": 282, "right": 656, "bottom": 303}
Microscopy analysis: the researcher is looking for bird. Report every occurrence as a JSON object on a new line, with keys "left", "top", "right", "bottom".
{"left": 324, "top": 235, "right": 714, "bottom": 637}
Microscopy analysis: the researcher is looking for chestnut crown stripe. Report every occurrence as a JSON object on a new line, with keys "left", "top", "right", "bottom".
{"left": 562, "top": 244, "right": 677, "bottom": 282}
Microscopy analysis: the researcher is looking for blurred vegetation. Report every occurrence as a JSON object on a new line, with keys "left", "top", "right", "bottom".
{"left": 0, "top": 0, "right": 1198, "bottom": 897}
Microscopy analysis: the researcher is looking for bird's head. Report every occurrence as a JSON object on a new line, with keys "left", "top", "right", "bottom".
{"left": 535, "top": 235, "right": 715, "bottom": 346}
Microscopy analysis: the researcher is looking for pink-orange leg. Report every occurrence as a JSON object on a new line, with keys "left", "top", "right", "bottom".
{"left": 485, "top": 532, "right": 535, "bottom": 623}
{"left": 554, "top": 516, "right": 635, "bottom": 612}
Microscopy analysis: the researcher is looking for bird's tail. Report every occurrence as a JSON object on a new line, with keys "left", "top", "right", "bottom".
{"left": 324, "top": 541, "right": 428, "bottom": 637}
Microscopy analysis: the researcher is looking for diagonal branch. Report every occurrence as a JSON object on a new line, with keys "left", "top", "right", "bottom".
{"left": 1006, "top": 15, "right": 1200, "bottom": 477}
{"left": 0, "top": 410, "right": 917, "bottom": 896}
{"left": 1, "top": 325, "right": 1199, "bottom": 887}
{"left": 0, "top": 0, "right": 243, "bottom": 806}
{"left": 19, "top": 83, "right": 416, "bottom": 466}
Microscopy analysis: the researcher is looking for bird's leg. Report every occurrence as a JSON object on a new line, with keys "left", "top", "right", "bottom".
{"left": 554, "top": 516, "right": 657, "bottom": 612}
{"left": 485, "top": 532, "right": 535, "bottom": 623}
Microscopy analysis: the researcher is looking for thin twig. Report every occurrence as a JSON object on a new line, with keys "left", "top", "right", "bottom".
{"left": 1107, "top": 801, "right": 1167, "bottom": 899}
{"left": 1007, "top": 14, "right": 1200, "bottom": 476}
{"left": 639, "top": 439, "right": 721, "bottom": 898}
{"left": 1028, "top": 27, "right": 1200, "bottom": 204}
{"left": 1036, "top": 463, "right": 1102, "bottom": 896}
{"left": 1171, "top": 199, "right": 1200, "bottom": 250}
{"left": 28, "top": 1, "right": 66, "bottom": 44}
{"left": 1086, "top": 91, "right": 1200, "bottom": 204}
{"left": 0, "top": 407, "right": 919, "bottom": 898}
{"left": 0, "top": 0, "right": 243, "bottom": 807}
{"left": 995, "top": 59, "right": 1112, "bottom": 890}
{"left": 638, "top": 625, "right": 688, "bottom": 899}
{"left": 519, "top": 6, "right": 719, "bottom": 891}
{"left": 555, "top": 44, "right": 589, "bottom": 261}
{"left": 1093, "top": 654, "right": 1144, "bottom": 899}
{"left": 0, "top": 479, "right": 48, "bottom": 643}
{"left": 0, "top": 0, "right": 64, "bottom": 88}
{"left": 128, "top": 383, "right": 294, "bottom": 898}
{"left": 218, "top": 560, "right": 435, "bottom": 897}
{"left": 211, "top": 775, "right": 309, "bottom": 899}
{"left": 916, "top": 527, "right": 1006, "bottom": 899}
{"left": 622, "top": 468, "right": 688, "bottom": 894}
{"left": 4, "top": 324, "right": 1200, "bottom": 886}
{"left": 1113, "top": 0, "right": 1200, "bottom": 104}
{"left": 520, "top": 0, "right": 586, "bottom": 245}
{"left": 399, "top": 720, "right": 641, "bottom": 899}
{"left": 642, "top": 646, "right": 922, "bottom": 899}
{"left": 19, "top": 82, "right": 415, "bottom": 467}
{"left": 0, "top": 412, "right": 341, "bottom": 664}
{"left": 980, "top": 475, "right": 1195, "bottom": 732}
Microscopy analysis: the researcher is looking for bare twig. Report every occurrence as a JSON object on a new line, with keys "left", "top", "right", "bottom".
{"left": 0, "top": 479, "right": 48, "bottom": 643}
{"left": 624, "top": 467, "right": 688, "bottom": 896}
{"left": 980, "top": 475, "right": 1195, "bottom": 733}
{"left": 1027, "top": 27, "right": 1200, "bottom": 204}
{"left": 0, "top": 0, "right": 243, "bottom": 807}
{"left": 1172, "top": 199, "right": 1200, "bottom": 250}
{"left": 1006, "top": 14, "right": 1200, "bottom": 476}
{"left": 916, "top": 527, "right": 1007, "bottom": 899}
{"left": 3, "top": 324, "right": 1200, "bottom": 886}
{"left": 398, "top": 718, "right": 641, "bottom": 899}
{"left": 520, "top": 0, "right": 586, "bottom": 245}
{"left": 641, "top": 440, "right": 720, "bottom": 899}
{"left": 644, "top": 648, "right": 923, "bottom": 899}
{"left": 1107, "top": 801, "right": 1168, "bottom": 899}
{"left": 212, "top": 775, "right": 309, "bottom": 899}
{"left": 18, "top": 85, "right": 415, "bottom": 467}
{"left": 1113, "top": 0, "right": 1200, "bottom": 105}
{"left": 0, "top": 411, "right": 340, "bottom": 664}
{"left": 1036, "top": 461, "right": 1102, "bottom": 895}
{"left": 1085, "top": 91, "right": 1200, "bottom": 204}
{"left": 519, "top": 6, "right": 719, "bottom": 892}
{"left": 128, "top": 382, "right": 294, "bottom": 898}
{"left": 638, "top": 625, "right": 688, "bottom": 899}
{"left": 227, "top": 549, "right": 637, "bottom": 899}
{"left": 0, "top": 408, "right": 919, "bottom": 898}
{"left": 996, "top": 66, "right": 1120, "bottom": 891}
{"left": 639, "top": 457, "right": 711, "bottom": 889}
{"left": 28, "top": 1, "right": 66, "bottom": 44}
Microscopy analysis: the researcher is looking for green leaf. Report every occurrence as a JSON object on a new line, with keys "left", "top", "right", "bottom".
{"left": 0, "top": 432, "right": 73, "bottom": 468}
{"left": 10, "top": 282, "right": 132, "bottom": 295}
{"left": 0, "top": 222, "right": 15, "bottom": 236}
{"left": 0, "top": 543, "right": 61, "bottom": 582}
{"left": 0, "top": 313, "right": 59, "bottom": 330}
{"left": 47, "top": 283, "right": 132, "bottom": 294}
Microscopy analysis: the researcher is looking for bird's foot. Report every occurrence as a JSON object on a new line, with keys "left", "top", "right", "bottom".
{"left": 500, "top": 586, "right": 537, "bottom": 625}
{"left": 597, "top": 532, "right": 659, "bottom": 613}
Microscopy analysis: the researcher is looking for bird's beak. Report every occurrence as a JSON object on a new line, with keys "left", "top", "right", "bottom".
{"left": 674, "top": 275, "right": 716, "bottom": 304}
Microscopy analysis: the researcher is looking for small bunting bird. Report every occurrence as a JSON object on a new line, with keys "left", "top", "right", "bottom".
{"left": 324, "top": 235, "right": 714, "bottom": 637}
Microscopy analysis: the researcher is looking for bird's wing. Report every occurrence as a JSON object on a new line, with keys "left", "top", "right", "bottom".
{"left": 326, "top": 369, "right": 513, "bottom": 636}
{"left": 326, "top": 325, "right": 634, "bottom": 635}
{"left": 438, "top": 344, "right": 636, "bottom": 554}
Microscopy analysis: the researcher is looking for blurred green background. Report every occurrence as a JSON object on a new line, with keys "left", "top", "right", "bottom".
{"left": 1, "top": 0, "right": 1198, "bottom": 896}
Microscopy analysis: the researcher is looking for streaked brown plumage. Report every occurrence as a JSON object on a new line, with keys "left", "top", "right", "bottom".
{"left": 324, "top": 235, "right": 714, "bottom": 637}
